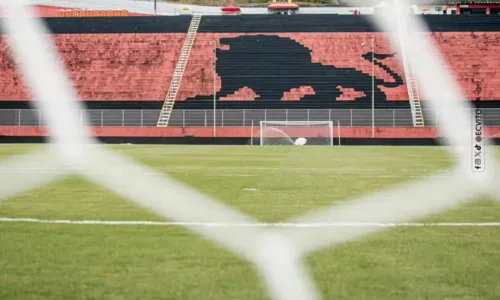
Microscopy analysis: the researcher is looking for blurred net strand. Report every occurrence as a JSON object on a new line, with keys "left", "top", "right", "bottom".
{"left": 1, "top": 3, "right": 319, "bottom": 300}
{"left": 0, "top": 0, "right": 274, "bottom": 277}
{"left": 0, "top": 147, "right": 70, "bottom": 201}
{"left": 279, "top": 0, "right": 500, "bottom": 255}
{"left": 0, "top": 1, "right": 498, "bottom": 300}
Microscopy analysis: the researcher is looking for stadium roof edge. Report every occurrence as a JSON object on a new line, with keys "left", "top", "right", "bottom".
{"left": 426, "top": 0, "right": 500, "bottom": 3}
{"left": 339, "top": 0, "right": 500, "bottom": 5}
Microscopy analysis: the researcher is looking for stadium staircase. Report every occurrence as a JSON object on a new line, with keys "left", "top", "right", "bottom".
{"left": 157, "top": 14, "right": 202, "bottom": 127}
{"left": 397, "top": 16, "right": 425, "bottom": 127}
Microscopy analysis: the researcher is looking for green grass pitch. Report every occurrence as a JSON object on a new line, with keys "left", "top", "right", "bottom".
{"left": 1, "top": 144, "right": 500, "bottom": 300}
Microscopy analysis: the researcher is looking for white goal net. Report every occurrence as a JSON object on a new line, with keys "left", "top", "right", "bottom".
{"left": 260, "top": 121, "right": 334, "bottom": 146}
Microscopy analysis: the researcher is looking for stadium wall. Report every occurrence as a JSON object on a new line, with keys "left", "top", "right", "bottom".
{"left": 1, "top": 126, "right": 499, "bottom": 146}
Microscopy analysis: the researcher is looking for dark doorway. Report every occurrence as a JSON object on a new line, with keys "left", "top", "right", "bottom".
{"left": 490, "top": 8, "right": 500, "bottom": 14}
{"left": 461, "top": 8, "right": 487, "bottom": 15}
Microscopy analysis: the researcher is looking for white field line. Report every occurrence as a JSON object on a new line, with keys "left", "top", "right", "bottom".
{"left": 1, "top": 217, "right": 500, "bottom": 228}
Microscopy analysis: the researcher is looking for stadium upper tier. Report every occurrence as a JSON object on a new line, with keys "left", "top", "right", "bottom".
{"left": 0, "top": 15, "right": 499, "bottom": 110}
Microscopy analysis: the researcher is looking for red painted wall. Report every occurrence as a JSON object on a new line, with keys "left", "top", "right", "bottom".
{"left": 0, "top": 5, "right": 151, "bottom": 18}
{"left": 0, "top": 5, "right": 69, "bottom": 17}
{"left": 1, "top": 126, "right": 500, "bottom": 139}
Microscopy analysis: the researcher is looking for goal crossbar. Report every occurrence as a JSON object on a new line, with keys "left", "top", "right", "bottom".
{"left": 260, "top": 121, "right": 333, "bottom": 126}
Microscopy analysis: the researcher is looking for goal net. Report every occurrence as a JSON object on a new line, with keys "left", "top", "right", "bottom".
{"left": 260, "top": 121, "right": 334, "bottom": 146}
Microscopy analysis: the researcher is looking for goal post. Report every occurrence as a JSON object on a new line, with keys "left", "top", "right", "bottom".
{"left": 259, "top": 121, "right": 336, "bottom": 146}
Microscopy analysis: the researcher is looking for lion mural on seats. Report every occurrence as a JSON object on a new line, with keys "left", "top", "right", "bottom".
{"left": 185, "top": 35, "right": 405, "bottom": 107}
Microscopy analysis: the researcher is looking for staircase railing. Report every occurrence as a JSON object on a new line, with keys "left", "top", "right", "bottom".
{"left": 157, "top": 14, "right": 202, "bottom": 127}
{"left": 397, "top": 15, "right": 425, "bottom": 127}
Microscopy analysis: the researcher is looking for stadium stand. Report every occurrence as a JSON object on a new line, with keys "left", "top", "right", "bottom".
{"left": 0, "top": 17, "right": 189, "bottom": 102}
{"left": 0, "top": 33, "right": 185, "bottom": 101}
{"left": 0, "top": 15, "right": 499, "bottom": 117}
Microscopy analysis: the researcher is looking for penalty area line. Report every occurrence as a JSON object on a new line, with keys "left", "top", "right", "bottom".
{"left": 1, "top": 217, "right": 500, "bottom": 227}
